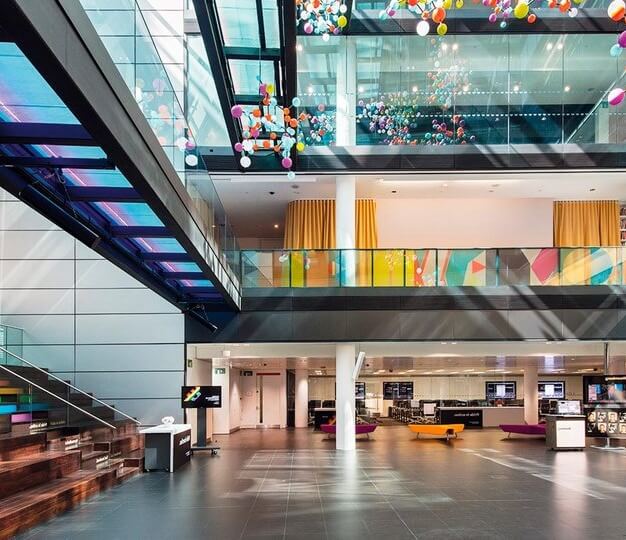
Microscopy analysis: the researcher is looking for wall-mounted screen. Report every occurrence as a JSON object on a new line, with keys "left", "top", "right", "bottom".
{"left": 181, "top": 386, "right": 222, "bottom": 409}
{"left": 485, "top": 381, "right": 516, "bottom": 400}
{"left": 556, "top": 400, "right": 581, "bottom": 415}
{"left": 538, "top": 381, "right": 565, "bottom": 399}
{"left": 584, "top": 375, "right": 626, "bottom": 404}
{"left": 383, "top": 381, "right": 414, "bottom": 400}
{"left": 355, "top": 382, "right": 366, "bottom": 400}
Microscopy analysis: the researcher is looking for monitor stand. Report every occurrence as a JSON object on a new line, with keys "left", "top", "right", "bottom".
{"left": 191, "top": 407, "right": 220, "bottom": 456}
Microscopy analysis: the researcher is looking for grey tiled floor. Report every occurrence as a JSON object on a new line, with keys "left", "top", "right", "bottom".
{"left": 18, "top": 426, "right": 626, "bottom": 539}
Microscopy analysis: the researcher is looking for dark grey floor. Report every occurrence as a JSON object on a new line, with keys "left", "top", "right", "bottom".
{"left": 18, "top": 426, "right": 626, "bottom": 540}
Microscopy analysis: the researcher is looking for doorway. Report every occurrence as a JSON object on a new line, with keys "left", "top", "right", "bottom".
{"left": 258, "top": 373, "right": 281, "bottom": 427}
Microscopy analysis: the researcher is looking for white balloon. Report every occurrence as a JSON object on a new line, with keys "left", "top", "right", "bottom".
{"left": 240, "top": 155, "right": 251, "bottom": 168}
{"left": 185, "top": 154, "right": 198, "bottom": 167}
{"left": 416, "top": 20, "right": 430, "bottom": 36}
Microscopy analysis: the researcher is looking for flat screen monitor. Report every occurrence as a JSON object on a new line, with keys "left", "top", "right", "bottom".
{"left": 584, "top": 375, "right": 626, "bottom": 404}
{"left": 422, "top": 402, "right": 437, "bottom": 416}
{"left": 383, "top": 381, "right": 414, "bottom": 400}
{"left": 556, "top": 400, "right": 581, "bottom": 415}
{"left": 181, "top": 386, "right": 222, "bottom": 408}
{"left": 485, "top": 381, "right": 516, "bottom": 400}
{"left": 355, "top": 382, "right": 366, "bottom": 400}
{"left": 538, "top": 381, "right": 565, "bottom": 399}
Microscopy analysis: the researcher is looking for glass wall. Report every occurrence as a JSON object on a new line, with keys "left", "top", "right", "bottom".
{"left": 296, "top": 33, "right": 626, "bottom": 150}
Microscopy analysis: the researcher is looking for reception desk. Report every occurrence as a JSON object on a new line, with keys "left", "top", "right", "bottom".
{"left": 439, "top": 406, "right": 524, "bottom": 428}
{"left": 141, "top": 424, "right": 191, "bottom": 472}
{"left": 545, "top": 415, "right": 586, "bottom": 450}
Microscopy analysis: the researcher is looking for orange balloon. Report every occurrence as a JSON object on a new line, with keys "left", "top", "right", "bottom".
{"left": 558, "top": 0, "right": 570, "bottom": 12}
{"left": 527, "top": 12, "right": 537, "bottom": 21}
{"left": 432, "top": 7, "right": 446, "bottom": 23}
{"left": 270, "top": 132, "right": 277, "bottom": 140}
{"left": 252, "top": 109, "right": 261, "bottom": 118}
{"left": 422, "top": 10, "right": 430, "bottom": 19}
{"left": 289, "top": 118, "right": 298, "bottom": 128}
{"left": 262, "top": 140, "right": 270, "bottom": 149}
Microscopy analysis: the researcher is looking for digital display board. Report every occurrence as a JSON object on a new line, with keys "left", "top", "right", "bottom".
{"left": 355, "top": 382, "right": 366, "bottom": 400}
{"left": 584, "top": 375, "right": 626, "bottom": 404}
{"left": 383, "top": 381, "right": 413, "bottom": 400}
{"left": 485, "top": 381, "right": 516, "bottom": 400}
{"left": 538, "top": 381, "right": 565, "bottom": 399}
{"left": 181, "top": 386, "right": 222, "bottom": 408}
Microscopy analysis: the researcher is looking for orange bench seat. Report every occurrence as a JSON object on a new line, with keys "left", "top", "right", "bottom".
{"left": 408, "top": 423, "right": 465, "bottom": 440}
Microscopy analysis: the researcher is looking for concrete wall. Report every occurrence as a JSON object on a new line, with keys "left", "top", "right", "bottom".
{"left": 0, "top": 189, "right": 185, "bottom": 425}
{"left": 376, "top": 198, "right": 554, "bottom": 248}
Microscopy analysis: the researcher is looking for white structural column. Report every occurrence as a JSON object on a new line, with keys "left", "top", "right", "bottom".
{"left": 336, "top": 176, "right": 356, "bottom": 285}
{"left": 524, "top": 364, "right": 539, "bottom": 425}
{"left": 295, "top": 369, "right": 309, "bottom": 428}
{"left": 336, "top": 343, "right": 356, "bottom": 451}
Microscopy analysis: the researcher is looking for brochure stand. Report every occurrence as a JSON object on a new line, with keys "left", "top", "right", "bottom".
{"left": 192, "top": 407, "right": 220, "bottom": 456}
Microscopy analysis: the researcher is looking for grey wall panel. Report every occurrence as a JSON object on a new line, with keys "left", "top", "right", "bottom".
{"left": 560, "top": 309, "right": 620, "bottom": 340}
{"left": 237, "top": 312, "right": 293, "bottom": 342}
{"left": 76, "top": 344, "right": 184, "bottom": 372}
{"left": 2, "top": 314, "right": 74, "bottom": 345}
{"left": 107, "top": 398, "right": 182, "bottom": 425}
{"left": 0, "top": 260, "right": 75, "bottom": 289}
{"left": 75, "top": 241, "right": 103, "bottom": 260}
{"left": 401, "top": 311, "right": 455, "bottom": 340}
{"left": 76, "top": 259, "right": 144, "bottom": 289}
{"left": 76, "top": 288, "right": 180, "bottom": 314}
{"left": 20, "top": 345, "right": 75, "bottom": 373}
{"left": 0, "top": 230, "right": 74, "bottom": 259}
{"left": 0, "top": 201, "right": 59, "bottom": 230}
{"left": 608, "top": 310, "right": 626, "bottom": 339}
{"left": 453, "top": 311, "right": 514, "bottom": 340}
{"left": 0, "top": 289, "right": 74, "bottom": 315}
{"left": 292, "top": 311, "right": 347, "bottom": 341}
{"left": 506, "top": 310, "right": 564, "bottom": 340}
{"left": 346, "top": 311, "right": 404, "bottom": 340}
{"left": 76, "top": 313, "right": 184, "bottom": 344}
{"left": 75, "top": 371, "right": 183, "bottom": 400}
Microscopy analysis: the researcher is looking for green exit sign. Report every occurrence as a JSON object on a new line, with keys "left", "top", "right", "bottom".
{"left": 214, "top": 368, "right": 226, "bottom": 375}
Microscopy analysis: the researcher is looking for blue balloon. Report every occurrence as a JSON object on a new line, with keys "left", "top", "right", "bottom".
{"left": 610, "top": 44, "right": 623, "bottom": 57}
{"left": 292, "top": 97, "right": 301, "bottom": 107}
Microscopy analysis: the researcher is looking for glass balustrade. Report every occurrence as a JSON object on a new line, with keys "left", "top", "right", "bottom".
{"left": 241, "top": 247, "right": 626, "bottom": 288}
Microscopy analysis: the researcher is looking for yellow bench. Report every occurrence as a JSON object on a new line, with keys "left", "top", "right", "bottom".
{"left": 408, "top": 423, "right": 465, "bottom": 440}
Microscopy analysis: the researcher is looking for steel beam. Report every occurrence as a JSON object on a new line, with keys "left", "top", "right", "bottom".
{"left": 163, "top": 271, "right": 206, "bottom": 280}
{"left": 66, "top": 186, "right": 141, "bottom": 202}
{"left": 0, "top": 155, "right": 114, "bottom": 169}
{"left": 139, "top": 252, "right": 192, "bottom": 262}
{"left": 110, "top": 225, "right": 171, "bottom": 237}
{"left": 0, "top": 122, "right": 96, "bottom": 146}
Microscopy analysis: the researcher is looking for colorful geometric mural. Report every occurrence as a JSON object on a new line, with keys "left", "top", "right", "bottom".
{"left": 437, "top": 249, "right": 497, "bottom": 286}
{"left": 560, "top": 248, "right": 620, "bottom": 285}
{"left": 498, "top": 248, "right": 559, "bottom": 285}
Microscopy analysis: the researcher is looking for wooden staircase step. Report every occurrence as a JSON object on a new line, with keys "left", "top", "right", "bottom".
{"left": 0, "top": 451, "right": 81, "bottom": 499}
{"left": 0, "top": 432, "right": 46, "bottom": 460}
{"left": 0, "top": 468, "right": 118, "bottom": 539}
{"left": 115, "top": 465, "right": 141, "bottom": 483}
{"left": 80, "top": 450, "right": 110, "bottom": 470}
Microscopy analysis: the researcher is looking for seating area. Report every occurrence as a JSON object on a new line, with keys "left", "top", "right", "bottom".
{"left": 499, "top": 424, "right": 547, "bottom": 438}
{"left": 320, "top": 423, "right": 378, "bottom": 438}
{"left": 0, "top": 365, "right": 144, "bottom": 538}
{"left": 408, "top": 423, "right": 465, "bottom": 440}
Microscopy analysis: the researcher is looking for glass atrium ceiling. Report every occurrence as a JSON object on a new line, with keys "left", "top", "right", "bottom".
{"left": 0, "top": 42, "right": 217, "bottom": 300}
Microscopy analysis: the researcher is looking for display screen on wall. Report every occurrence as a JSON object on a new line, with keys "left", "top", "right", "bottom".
{"left": 584, "top": 375, "right": 626, "bottom": 404}
{"left": 585, "top": 406, "right": 626, "bottom": 437}
{"left": 181, "top": 386, "right": 222, "bottom": 408}
{"left": 538, "top": 381, "right": 565, "bottom": 399}
{"left": 485, "top": 381, "right": 516, "bottom": 400}
{"left": 355, "top": 382, "right": 366, "bottom": 400}
{"left": 383, "top": 382, "right": 414, "bottom": 400}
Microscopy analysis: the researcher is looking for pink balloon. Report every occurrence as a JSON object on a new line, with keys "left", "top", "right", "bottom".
{"left": 281, "top": 157, "right": 293, "bottom": 169}
{"left": 304, "top": 22, "right": 313, "bottom": 34}
{"left": 608, "top": 87, "right": 625, "bottom": 106}
{"left": 231, "top": 105, "right": 244, "bottom": 118}
{"left": 234, "top": 142, "right": 243, "bottom": 152}
{"left": 619, "top": 30, "right": 626, "bottom": 48}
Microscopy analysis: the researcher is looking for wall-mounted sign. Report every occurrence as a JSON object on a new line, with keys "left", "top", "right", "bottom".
{"left": 187, "top": 359, "right": 193, "bottom": 368}
{"left": 241, "top": 370, "right": 253, "bottom": 376}
{"left": 214, "top": 368, "right": 226, "bottom": 375}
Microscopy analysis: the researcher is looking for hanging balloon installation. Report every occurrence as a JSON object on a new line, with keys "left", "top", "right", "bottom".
{"left": 297, "top": 0, "right": 349, "bottom": 38}
{"left": 231, "top": 80, "right": 333, "bottom": 178}
{"left": 421, "top": 115, "right": 475, "bottom": 145}
{"left": 381, "top": 0, "right": 579, "bottom": 35}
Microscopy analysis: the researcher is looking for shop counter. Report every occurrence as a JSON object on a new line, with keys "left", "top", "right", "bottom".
{"left": 545, "top": 415, "right": 586, "bottom": 450}
{"left": 439, "top": 406, "right": 524, "bottom": 428}
{"left": 141, "top": 423, "right": 192, "bottom": 472}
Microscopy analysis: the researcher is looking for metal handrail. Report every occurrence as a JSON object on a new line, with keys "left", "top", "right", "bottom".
{"left": 0, "top": 346, "right": 140, "bottom": 425}
{"left": 0, "top": 362, "right": 116, "bottom": 430}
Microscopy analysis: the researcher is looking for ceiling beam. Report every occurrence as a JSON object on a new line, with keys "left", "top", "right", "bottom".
{"left": 66, "top": 186, "right": 141, "bottom": 202}
{"left": 139, "top": 252, "right": 192, "bottom": 262}
{"left": 110, "top": 225, "right": 171, "bottom": 237}
{"left": 223, "top": 46, "right": 281, "bottom": 60}
{"left": 0, "top": 122, "right": 96, "bottom": 146}
{"left": 163, "top": 271, "right": 206, "bottom": 280}
{"left": 192, "top": 0, "right": 242, "bottom": 155}
{"left": 0, "top": 155, "right": 114, "bottom": 169}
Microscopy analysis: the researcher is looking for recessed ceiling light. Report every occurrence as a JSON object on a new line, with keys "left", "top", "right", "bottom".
{"left": 452, "top": 43, "right": 459, "bottom": 51}
{"left": 557, "top": 42, "right": 563, "bottom": 50}
{"left": 377, "top": 177, "right": 385, "bottom": 183}
{"left": 462, "top": 85, "right": 469, "bottom": 92}
{"left": 307, "top": 86, "right": 313, "bottom": 94}
{"left": 564, "top": 85, "right": 571, "bottom": 92}
{"left": 546, "top": 42, "right": 553, "bottom": 50}
{"left": 358, "top": 86, "right": 364, "bottom": 93}
{"left": 442, "top": 183, "right": 448, "bottom": 187}
{"left": 296, "top": 43, "right": 303, "bottom": 52}
{"left": 273, "top": 224, "right": 279, "bottom": 229}
{"left": 513, "top": 84, "right": 520, "bottom": 92}
{"left": 441, "top": 43, "right": 448, "bottom": 51}
{"left": 412, "top": 86, "right": 418, "bottom": 92}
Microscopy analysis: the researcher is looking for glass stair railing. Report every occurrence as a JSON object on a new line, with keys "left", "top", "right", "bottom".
{"left": 0, "top": 346, "right": 140, "bottom": 435}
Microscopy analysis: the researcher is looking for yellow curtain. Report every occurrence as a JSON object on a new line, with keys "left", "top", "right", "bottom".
{"left": 283, "top": 199, "right": 378, "bottom": 249}
{"left": 553, "top": 200, "right": 620, "bottom": 247}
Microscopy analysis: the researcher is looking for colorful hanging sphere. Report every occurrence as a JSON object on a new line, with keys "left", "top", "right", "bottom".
{"left": 338, "top": 15, "right": 348, "bottom": 27}
{"left": 240, "top": 155, "right": 251, "bottom": 168}
{"left": 610, "top": 43, "right": 623, "bottom": 56}
{"left": 234, "top": 142, "right": 243, "bottom": 152}
{"left": 230, "top": 105, "right": 244, "bottom": 118}
{"left": 608, "top": 0, "right": 626, "bottom": 21}
{"left": 416, "top": 20, "right": 430, "bottom": 36}
{"left": 281, "top": 157, "right": 293, "bottom": 169}
{"left": 619, "top": 31, "right": 626, "bottom": 48}
{"left": 513, "top": 1, "right": 529, "bottom": 18}
{"left": 608, "top": 87, "right": 626, "bottom": 106}
{"left": 436, "top": 22, "right": 448, "bottom": 35}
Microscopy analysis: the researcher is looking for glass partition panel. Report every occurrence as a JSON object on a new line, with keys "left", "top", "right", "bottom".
{"left": 302, "top": 250, "right": 340, "bottom": 287}
{"left": 437, "top": 249, "right": 497, "bottom": 286}
{"left": 241, "top": 250, "right": 290, "bottom": 288}
{"left": 405, "top": 249, "right": 437, "bottom": 287}
{"left": 350, "top": 250, "right": 374, "bottom": 287}
{"left": 372, "top": 250, "right": 405, "bottom": 286}
{"left": 499, "top": 248, "right": 560, "bottom": 286}
{"left": 560, "top": 247, "right": 621, "bottom": 285}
